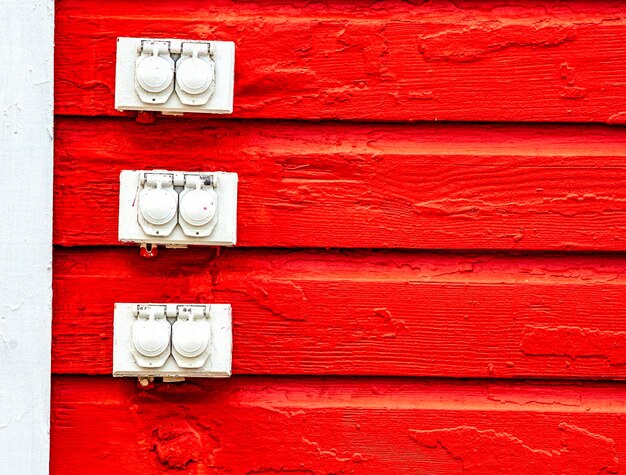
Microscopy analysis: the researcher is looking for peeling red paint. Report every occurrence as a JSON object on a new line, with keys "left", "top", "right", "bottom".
{"left": 487, "top": 384, "right": 582, "bottom": 407}
{"left": 246, "top": 470, "right": 313, "bottom": 475}
{"left": 410, "top": 423, "right": 618, "bottom": 474}
{"left": 55, "top": 118, "right": 626, "bottom": 250}
{"left": 55, "top": 0, "right": 626, "bottom": 123}
{"left": 152, "top": 422, "right": 202, "bottom": 469}
{"left": 302, "top": 437, "right": 366, "bottom": 464}
{"left": 51, "top": 0, "right": 626, "bottom": 473}
{"left": 521, "top": 326, "right": 626, "bottom": 365}
{"left": 51, "top": 377, "right": 626, "bottom": 474}
{"left": 418, "top": 24, "right": 575, "bottom": 63}
{"left": 53, "top": 248, "right": 626, "bottom": 379}
{"left": 372, "top": 308, "right": 408, "bottom": 339}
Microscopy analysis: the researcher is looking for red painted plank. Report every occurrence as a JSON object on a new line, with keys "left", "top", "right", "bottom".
{"left": 51, "top": 376, "right": 626, "bottom": 474}
{"left": 56, "top": 0, "right": 626, "bottom": 123}
{"left": 53, "top": 247, "right": 626, "bottom": 379}
{"left": 55, "top": 117, "right": 626, "bottom": 250}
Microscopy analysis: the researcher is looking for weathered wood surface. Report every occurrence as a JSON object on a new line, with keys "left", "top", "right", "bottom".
{"left": 55, "top": 118, "right": 626, "bottom": 250}
{"left": 52, "top": 1, "right": 626, "bottom": 471}
{"left": 51, "top": 376, "right": 626, "bottom": 474}
{"left": 53, "top": 247, "right": 626, "bottom": 379}
{"left": 1, "top": 0, "right": 54, "bottom": 473}
{"left": 56, "top": 0, "right": 626, "bottom": 123}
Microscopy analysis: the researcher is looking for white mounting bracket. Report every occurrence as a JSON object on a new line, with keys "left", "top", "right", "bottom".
{"left": 115, "top": 37, "right": 234, "bottom": 115}
{"left": 118, "top": 169, "right": 238, "bottom": 247}
{"left": 113, "top": 303, "right": 232, "bottom": 378}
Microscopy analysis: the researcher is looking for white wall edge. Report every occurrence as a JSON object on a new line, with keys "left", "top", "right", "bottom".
{"left": 0, "top": 1, "right": 54, "bottom": 473}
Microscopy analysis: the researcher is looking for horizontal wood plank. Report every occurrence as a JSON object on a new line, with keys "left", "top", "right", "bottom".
{"left": 56, "top": 0, "right": 626, "bottom": 123}
{"left": 51, "top": 376, "right": 626, "bottom": 474}
{"left": 53, "top": 247, "right": 626, "bottom": 379}
{"left": 56, "top": 117, "right": 626, "bottom": 250}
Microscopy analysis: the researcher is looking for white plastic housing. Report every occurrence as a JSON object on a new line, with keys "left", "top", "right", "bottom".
{"left": 115, "top": 37, "right": 234, "bottom": 114}
{"left": 113, "top": 303, "right": 232, "bottom": 378}
{"left": 118, "top": 170, "right": 237, "bottom": 246}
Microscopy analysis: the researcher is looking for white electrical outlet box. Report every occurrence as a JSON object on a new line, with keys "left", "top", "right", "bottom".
{"left": 118, "top": 170, "right": 237, "bottom": 246}
{"left": 113, "top": 303, "right": 232, "bottom": 378}
{"left": 115, "top": 37, "right": 235, "bottom": 114}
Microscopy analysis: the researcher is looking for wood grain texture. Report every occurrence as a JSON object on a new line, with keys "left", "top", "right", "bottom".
{"left": 52, "top": 376, "right": 626, "bottom": 474}
{"left": 1, "top": 0, "right": 54, "bottom": 473}
{"left": 54, "top": 247, "right": 626, "bottom": 379}
{"left": 56, "top": 118, "right": 626, "bottom": 250}
{"left": 56, "top": 0, "right": 626, "bottom": 123}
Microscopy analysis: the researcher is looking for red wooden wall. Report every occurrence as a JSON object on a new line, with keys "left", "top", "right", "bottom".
{"left": 53, "top": 1, "right": 626, "bottom": 473}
